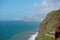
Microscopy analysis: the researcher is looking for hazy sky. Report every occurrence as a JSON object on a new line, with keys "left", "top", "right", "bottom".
{"left": 0, "top": 0, "right": 60, "bottom": 21}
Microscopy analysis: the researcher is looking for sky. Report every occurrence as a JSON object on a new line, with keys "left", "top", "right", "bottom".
{"left": 0, "top": 0, "right": 60, "bottom": 21}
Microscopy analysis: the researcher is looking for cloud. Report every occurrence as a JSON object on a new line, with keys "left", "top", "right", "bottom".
{"left": 46, "top": 0, "right": 54, "bottom": 2}
{"left": 47, "top": 0, "right": 52, "bottom": 2}
{"left": 41, "top": 1, "right": 54, "bottom": 12}
{"left": 40, "top": 0, "right": 60, "bottom": 13}
{"left": 41, "top": 1, "right": 54, "bottom": 7}
{"left": 20, "top": 0, "right": 60, "bottom": 22}
{"left": 31, "top": 0, "right": 60, "bottom": 21}
{"left": 33, "top": 0, "right": 57, "bottom": 14}
{"left": 33, "top": 3, "right": 38, "bottom": 7}
{"left": 56, "top": 2, "right": 60, "bottom": 8}
{"left": 41, "top": 1, "right": 49, "bottom": 7}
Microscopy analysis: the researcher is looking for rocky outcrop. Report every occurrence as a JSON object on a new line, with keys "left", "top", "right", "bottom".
{"left": 35, "top": 10, "right": 60, "bottom": 40}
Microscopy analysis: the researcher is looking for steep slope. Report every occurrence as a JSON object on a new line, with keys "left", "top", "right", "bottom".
{"left": 35, "top": 10, "right": 60, "bottom": 40}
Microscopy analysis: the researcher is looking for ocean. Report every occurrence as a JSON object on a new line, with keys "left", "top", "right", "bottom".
{"left": 0, "top": 21, "right": 40, "bottom": 40}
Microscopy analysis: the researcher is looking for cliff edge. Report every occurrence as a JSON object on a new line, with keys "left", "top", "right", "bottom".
{"left": 35, "top": 10, "right": 60, "bottom": 40}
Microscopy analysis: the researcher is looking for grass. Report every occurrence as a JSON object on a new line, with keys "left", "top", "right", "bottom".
{"left": 35, "top": 9, "right": 60, "bottom": 40}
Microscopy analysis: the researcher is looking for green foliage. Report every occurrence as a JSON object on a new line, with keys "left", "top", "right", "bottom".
{"left": 35, "top": 9, "right": 60, "bottom": 40}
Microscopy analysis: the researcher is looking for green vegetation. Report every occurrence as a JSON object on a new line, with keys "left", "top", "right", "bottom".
{"left": 35, "top": 9, "right": 60, "bottom": 40}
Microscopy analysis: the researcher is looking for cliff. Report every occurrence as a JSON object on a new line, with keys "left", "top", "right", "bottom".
{"left": 35, "top": 10, "right": 60, "bottom": 40}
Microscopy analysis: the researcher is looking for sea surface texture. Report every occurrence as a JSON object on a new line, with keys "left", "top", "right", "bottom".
{"left": 0, "top": 21, "right": 40, "bottom": 40}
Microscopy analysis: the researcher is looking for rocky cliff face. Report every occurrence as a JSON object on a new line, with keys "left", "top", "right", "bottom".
{"left": 35, "top": 10, "right": 60, "bottom": 40}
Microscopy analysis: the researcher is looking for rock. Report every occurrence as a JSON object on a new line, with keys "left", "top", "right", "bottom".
{"left": 35, "top": 10, "right": 60, "bottom": 40}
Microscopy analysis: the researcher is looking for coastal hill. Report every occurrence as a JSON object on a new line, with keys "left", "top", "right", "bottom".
{"left": 35, "top": 10, "right": 60, "bottom": 40}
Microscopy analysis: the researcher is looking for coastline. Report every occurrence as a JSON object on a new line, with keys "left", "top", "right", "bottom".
{"left": 28, "top": 32, "right": 38, "bottom": 40}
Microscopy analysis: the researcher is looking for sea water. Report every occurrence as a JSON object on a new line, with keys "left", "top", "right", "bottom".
{"left": 0, "top": 21, "right": 40, "bottom": 40}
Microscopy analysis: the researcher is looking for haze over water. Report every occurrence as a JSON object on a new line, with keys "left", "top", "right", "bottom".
{"left": 0, "top": 21, "right": 40, "bottom": 40}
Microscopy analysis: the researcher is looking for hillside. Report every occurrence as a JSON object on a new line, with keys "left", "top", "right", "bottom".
{"left": 35, "top": 10, "right": 60, "bottom": 40}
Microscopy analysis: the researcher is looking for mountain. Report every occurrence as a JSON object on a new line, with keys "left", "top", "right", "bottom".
{"left": 35, "top": 9, "right": 60, "bottom": 40}
{"left": 21, "top": 15, "right": 45, "bottom": 22}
